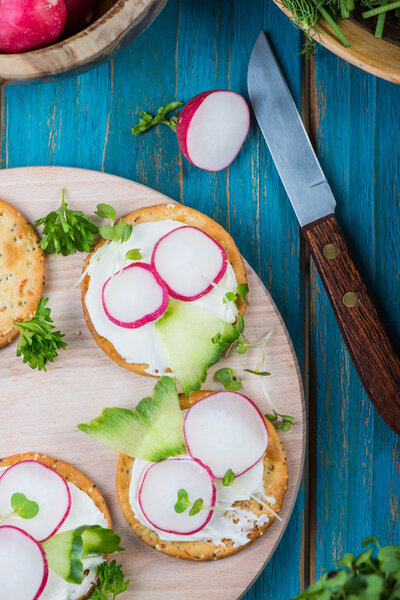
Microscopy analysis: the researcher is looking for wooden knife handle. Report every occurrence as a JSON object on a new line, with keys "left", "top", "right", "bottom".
{"left": 302, "top": 213, "right": 400, "bottom": 435}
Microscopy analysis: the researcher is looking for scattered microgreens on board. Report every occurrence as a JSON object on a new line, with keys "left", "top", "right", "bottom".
{"left": 244, "top": 369, "right": 271, "bottom": 376}
{"left": 34, "top": 189, "right": 99, "bottom": 256}
{"left": 132, "top": 101, "right": 184, "bottom": 134}
{"left": 15, "top": 297, "right": 67, "bottom": 371}
{"left": 265, "top": 410, "right": 295, "bottom": 432}
{"left": 214, "top": 367, "right": 242, "bottom": 391}
{"left": 174, "top": 489, "right": 204, "bottom": 517}
{"left": 0, "top": 492, "right": 39, "bottom": 523}
{"left": 292, "top": 538, "right": 400, "bottom": 600}
{"left": 89, "top": 560, "right": 130, "bottom": 600}
{"left": 221, "top": 468, "right": 282, "bottom": 521}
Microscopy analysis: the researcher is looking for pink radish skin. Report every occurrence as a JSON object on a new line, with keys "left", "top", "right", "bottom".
{"left": 151, "top": 226, "right": 228, "bottom": 301}
{"left": 138, "top": 457, "right": 216, "bottom": 535}
{"left": 0, "top": 0, "right": 67, "bottom": 54}
{"left": 0, "top": 460, "right": 71, "bottom": 542}
{"left": 176, "top": 91, "right": 250, "bottom": 172}
{"left": 184, "top": 392, "right": 269, "bottom": 479}
{"left": 102, "top": 262, "right": 169, "bottom": 329}
{"left": 64, "top": 0, "right": 94, "bottom": 35}
{"left": 0, "top": 525, "right": 49, "bottom": 600}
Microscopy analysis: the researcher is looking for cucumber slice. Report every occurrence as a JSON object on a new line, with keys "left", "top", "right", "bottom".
{"left": 42, "top": 525, "right": 123, "bottom": 584}
{"left": 155, "top": 300, "right": 238, "bottom": 396}
{"left": 78, "top": 376, "right": 187, "bottom": 461}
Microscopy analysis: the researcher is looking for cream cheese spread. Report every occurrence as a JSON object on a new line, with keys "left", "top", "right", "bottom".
{"left": 0, "top": 468, "right": 108, "bottom": 600}
{"left": 129, "top": 455, "right": 275, "bottom": 548}
{"left": 84, "top": 220, "right": 238, "bottom": 375}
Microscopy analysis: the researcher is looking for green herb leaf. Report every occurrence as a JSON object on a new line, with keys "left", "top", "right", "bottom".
{"left": 125, "top": 249, "right": 142, "bottom": 261}
{"left": 15, "top": 298, "right": 67, "bottom": 371}
{"left": 214, "top": 367, "right": 242, "bottom": 391}
{"left": 223, "top": 291, "right": 237, "bottom": 304}
{"left": 235, "top": 333, "right": 248, "bottom": 354}
{"left": 11, "top": 492, "right": 39, "bottom": 519}
{"left": 99, "top": 225, "right": 117, "bottom": 242}
{"left": 89, "top": 560, "right": 129, "bottom": 600}
{"left": 236, "top": 283, "right": 249, "bottom": 305}
{"left": 95, "top": 204, "right": 116, "bottom": 223}
{"left": 265, "top": 410, "right": 295, "bottom": 432}
{"left": 243, "top": 369, "right": 271, "bottom": 376}
{"left": 174, "top": 488, "right": 190, "bottom": 514}
{"left": 189, "top": 498, "right": 204, "bottom": 516}
{"left": 236, "top": 314, "right": 244, "bottom": 335}
{"left": 114, "top": 222, "right": 132, "bottom": 243}
{"left": 222, "top": 468, "right": 236, "bottom": 487}
{"left": 34, "top": 189, "right": 99, "bottom": 257}
{"left": 132, "top": 101, "right": 184, "bottom": 135}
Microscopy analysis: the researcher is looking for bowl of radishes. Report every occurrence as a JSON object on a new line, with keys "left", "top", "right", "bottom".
{"left": 0, "top": 0, "right": 167, "bottom": 83}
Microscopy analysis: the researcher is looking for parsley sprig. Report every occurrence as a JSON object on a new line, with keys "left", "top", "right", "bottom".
{"left": 34, "top": 189, "right": 99, "bottom": 256}
{"left": 132, "top": 101, "right": 184, "bottom": 135}
{"left": 90, "top": 560, "right": 129, "bottom": 600}
{"left": 293, "top": 538, "right": 400, "bottom": 600}
{"left": 15, "top": 298, "right": 67, "bottom": 371}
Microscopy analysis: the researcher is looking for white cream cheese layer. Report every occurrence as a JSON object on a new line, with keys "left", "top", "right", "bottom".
{"left": 84, "top": 220, "right": 238, "bottom": 375}
{"left": 129, "top": 456, "right": 275, "bottom": 548}
{"left": 0, "top": 468, "right": 108, "bottom": 600}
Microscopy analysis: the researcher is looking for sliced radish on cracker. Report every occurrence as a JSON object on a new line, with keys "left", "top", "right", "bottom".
{"left": 102, "top": 262, "right": 169, "bottom": 329}
{"left": 151, "top": 226, "right": 228, "bottom": 301}
{"left": 0, "top": 461, "right": 71, "bottom": 541}
{"left": 176, "top": 91, "right": 250, "bottom": 172}
{"left": 0, "top": 525, "right": 48, "bottom": 600}
{"left": 138, "top": 457, "right": 216, "bottom": 535}
{"left": 184, "top": 392, "right": 269, "bottom": 478}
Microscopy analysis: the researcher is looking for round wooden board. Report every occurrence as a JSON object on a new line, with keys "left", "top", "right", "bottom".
{"left": 0, "top": 167, "right": 305, "bottom": 600}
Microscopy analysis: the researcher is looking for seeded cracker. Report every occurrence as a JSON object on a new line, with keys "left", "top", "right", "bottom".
{"left": 116, "top": 391, "right": 289, "bottom": 561}
{"left": 0, "top": 199, "right": 45, "bottom": 349}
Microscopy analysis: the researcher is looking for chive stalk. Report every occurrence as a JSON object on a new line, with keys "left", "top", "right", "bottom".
{"left": 362, "top": 0, "right": 400, "bottom": 16}
{"left": 317, "top": 4, "right": 351, "bottom": 46}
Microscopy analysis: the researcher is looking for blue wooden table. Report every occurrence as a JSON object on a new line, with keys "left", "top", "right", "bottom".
{"left": 1, "top": 1, "right": 399, "bottom": 597}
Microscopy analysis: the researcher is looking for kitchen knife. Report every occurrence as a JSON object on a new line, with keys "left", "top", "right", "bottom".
{"left": 248, "top": 31, "right": 400, "bottom": 434}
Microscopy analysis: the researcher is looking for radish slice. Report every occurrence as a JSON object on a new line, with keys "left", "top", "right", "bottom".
{"left": 102, "top": 262, "right": 169, "bottom": 329}
{"left": 0, "top": 525, "right": 48, "bottom": 600}
{"left": 138, "top": 457, "right": 216, "bottom": 535}
{"left": 0, "top": 461, "right": 71, "bottom": 542}
{"left": 151, "top": 226, "right": 228, "bottom": 301}
{"left": 176, "top": 91, "right": 250, "bottom": 172}
{"left": 184, "top": 392, "right": 268, "bottom": 479}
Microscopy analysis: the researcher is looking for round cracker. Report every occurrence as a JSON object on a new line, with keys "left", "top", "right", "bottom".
{"left": 116, "top": 391, "right": 288, "bottom": 561}
{"left": 0, "top": 452, "right": 111, "bottom": 599}
{"left": 0, "top": 199, "right": 45, "bottom": 349}
{"left": 81, "top": 204, "right": 247, "bottom": 377}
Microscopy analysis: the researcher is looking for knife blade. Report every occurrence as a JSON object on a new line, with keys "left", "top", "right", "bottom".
{"left": 248, "top": 31, "right": 400, "bottom": 435}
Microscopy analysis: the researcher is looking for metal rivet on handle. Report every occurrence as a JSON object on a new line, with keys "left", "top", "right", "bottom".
{"left": 323, "top": 243, "right": 339, "bottom": 259}
{"left": 342, "top": 292, "right": 359, "bottom": 308}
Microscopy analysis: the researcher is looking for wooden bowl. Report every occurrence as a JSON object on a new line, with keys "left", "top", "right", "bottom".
{"left": 0, "top": 0, "right": 167, "bottom": 83}
{"left": 273, "top": 0, "right": 400, "bottom": 84}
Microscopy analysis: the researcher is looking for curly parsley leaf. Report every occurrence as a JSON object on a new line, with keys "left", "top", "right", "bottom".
{"left": 34, "top": 189, "right": 99, "bottom": 257}
{"left": 132, "top": 101, "right": 184, "bottom": 134}
{"left": 90, "top": 560, "right": 129, "bottom": 600}
{"left": 15, "top": 298, "right": 67, "bottom": 371}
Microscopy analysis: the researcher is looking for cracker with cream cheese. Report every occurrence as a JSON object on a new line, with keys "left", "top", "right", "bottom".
{"left": 116, "top": 391, "right": 288, "bottom": 561}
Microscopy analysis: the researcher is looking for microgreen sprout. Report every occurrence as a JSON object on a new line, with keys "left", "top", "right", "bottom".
{"left": 221, "top": 469, "right": 282, "bottom": 521}
{"left": 244, "top": 369, "right": 271, "bottom": 376}
{"left": 0, "top": 492, "right": 39, "bottom": 523}
{"left": 132, "top": 101, "right": 184, "bottom": 134}
{"left": 34, "top": 189, "right": 99, "bottom": 257}
{"left": 125, "top": 249, "right": 142, "bottom": 261}
{"left": 265, "top": 410, "right": 295, "bottom": 431}
{"left": 15, "top": 298, "right": 67, "bottom": 371}
{"left": 214, "top": 367, "right": 242, "bottom": 391}
{"left": 95, "top": 203, "right": 133, "bottom": 245}
{"left": 174, "top": 489, "right": 205, "bottom": 516}
{"left": 222, "top": 284, "right": 249, "bottom": 306}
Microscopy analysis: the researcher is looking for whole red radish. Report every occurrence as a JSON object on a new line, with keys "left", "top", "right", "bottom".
{"left": 0, "top": 0, "right": 67, "bottom": 54}
{"left": 63, "top": 0, "right": 95, "bottom": 36}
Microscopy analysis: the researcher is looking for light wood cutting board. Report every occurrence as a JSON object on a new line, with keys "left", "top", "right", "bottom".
{"left": 0, "top": 166, "right": 305, "bottom": 600}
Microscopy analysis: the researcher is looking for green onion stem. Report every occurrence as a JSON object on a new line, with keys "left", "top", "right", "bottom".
{"left": 396, "top": 6, "right": 400, "bottom": 14}
{"left": 362, "top": 0, "right": 400, "bottom": 16}
{"left": 375, "top": 0, "right": 388, "bottom": 38}
{"left": 318, "top": 5, "right": 351, "bottom": 46}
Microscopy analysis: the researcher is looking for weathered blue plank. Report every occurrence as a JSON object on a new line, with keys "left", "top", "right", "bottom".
{"left": 312, "top": 45, "right": 400, "bottom": 581}
{"left": 0, "top": 1, "right": 306, "bottom": 598}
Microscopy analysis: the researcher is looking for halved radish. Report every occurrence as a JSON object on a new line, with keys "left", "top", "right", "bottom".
{"left": 184, "top": 392, "right": 268, "bottom": 479}
{"left": 151, "top": 226, "right": 228, "bottom": 301}
{"left": 176, "top": 91, "right": 250, "bottom": 172}
{"left": 0, "top": 525, "right": 48, "bottom": 600}
{"left": 138, "top": 457, "right": 216, "bottom": 535}
{"left": 0, "top": 461, "right": 71, "bottom": 542}
{"left": 102, "top": 262, "right": 169, "bottom": 329}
